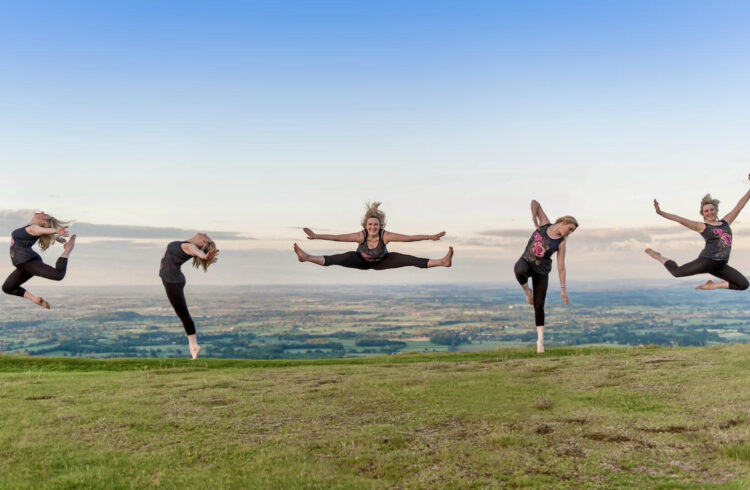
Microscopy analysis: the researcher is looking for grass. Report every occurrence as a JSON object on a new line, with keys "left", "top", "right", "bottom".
{"left": 1, "top": 344, "right": 750, "bottom": 488}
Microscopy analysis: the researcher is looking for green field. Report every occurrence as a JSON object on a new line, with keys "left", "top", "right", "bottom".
{"left": 2, "top": 345, "right": 750, "bottom": 488}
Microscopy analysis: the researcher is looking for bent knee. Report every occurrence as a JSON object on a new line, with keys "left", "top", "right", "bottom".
{"left": 735, "top": 278, "right": 750, "bottom": 291}
{"left": 1, "top": 284, "right": 13, "bottom": 295}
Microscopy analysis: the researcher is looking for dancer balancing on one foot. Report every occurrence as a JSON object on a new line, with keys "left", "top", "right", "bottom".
{"left": 513, "top": 200, "right": 578, "bottom": 354}
{"left": 159, "top": 233, "right": 219, "bottom": 359}
{"left": 294, "top": 201, "right": 453, "bottom": 270}
{"left": 645, "top": 175, "right": 750, "bottom": 291}
{"left": 2, "top": 211, "right": 75, "bottom": 309}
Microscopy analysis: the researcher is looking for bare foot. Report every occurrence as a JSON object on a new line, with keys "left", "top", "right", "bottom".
{"left": 536, "top": 341, "right": 544, "bottom": 354}
{"left": 293, "top": 243, "right": 308, "bottom": 262}
{"left": 644, "top": 248, "right": 665, "bottom": 262}
{"left": 440, "top": 247, "right": 454, "bottom": 267}
{"left": 61, "top": 234, "right": 76, "bottom": 258}
{"left": 696, "top": 280, "right": 717, "bottom": 290}
{"left": 34, "top": 297, "right": 51, "bottom": 310}
{"left": 525, "top": 289, "right": 533, "bottom": 305}
{"left": 189, "top": 344, "right": 201, "bottom": 360}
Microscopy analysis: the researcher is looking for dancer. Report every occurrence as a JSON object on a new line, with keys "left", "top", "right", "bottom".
{"left": 645, "top": 175, "right": 750, "bottom": 291}
{"left": 2, "top": 211, "right": 75, "bottom": 309}
{"left": 293, "top": 201, "right": 453, "bottom": 270}
{"left": 160, "top": 233, "right": 219, "bottom": 359}
{"left": 513, "top": 200, "right": 577, "bottom": 353}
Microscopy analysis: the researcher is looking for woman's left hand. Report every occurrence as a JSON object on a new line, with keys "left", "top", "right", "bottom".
{"left": 561, "top": 290, "right": 569, "bottom": 305}
{"left": 431, "top": 231, "right": 446, "bottom": 241}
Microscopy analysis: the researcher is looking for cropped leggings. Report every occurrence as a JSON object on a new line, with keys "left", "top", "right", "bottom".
{"left": 513, "top": 258, "right": 549, "bottom": 327}
{"left": 664, "top": 257, "right": 749, "bottom": 290}
{"left": 162, "top": 280, "right": 196, "bottom": 336}
{"left": 324, "top": 252, "right": 429, "bottom": 270}
{"left": 2, "top": 258, "right": 68, "bottom": 297}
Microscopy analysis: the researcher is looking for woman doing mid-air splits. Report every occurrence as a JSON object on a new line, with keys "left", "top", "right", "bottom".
{"left": 160, "top": 233, "right": 219, "bottom": 359}
{"left": 513, "top": 200, "right": 578, "bottom": 354}
{"left": 293, "top": 201, "right": 453, "bottom": 270}
{"left": 645, "top": 175, "right": 750, "bottom": 291}
{"left": 2, "top": 211, "right": 76, "bottom": 309}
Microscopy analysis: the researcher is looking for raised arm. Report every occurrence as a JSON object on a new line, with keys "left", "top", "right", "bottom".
{"left": 181, "top": 243, "right": 220, "bottom": 262}
{"left": 383, "top": 231, "right": 445, "bottom": 243}
{"left": 531, "top": 200, "right": 550, "bottom": 228}
{"left": 303, "top": 228, "right": 363, "bottom": 242}
{"left": 557, "top": 241, "right": 569, "bottom": 305}
{"left": 722, "top": 174, "right": 750, "bottom": 224}
{"left": 26, "top": 225, "right": 69, "bottom": 237}
{"left": 653, "top": 200, "right": 705, "bottom": 232}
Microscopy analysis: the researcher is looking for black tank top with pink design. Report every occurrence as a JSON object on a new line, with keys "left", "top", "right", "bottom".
{"left": 699, "top": 220, "right": 732, "bottom": 261}
{"left": 356, "top": 229, "right": 388, "bottom": 262}
{"left": 520, "top": 224, "right": 563, "bottom": 274}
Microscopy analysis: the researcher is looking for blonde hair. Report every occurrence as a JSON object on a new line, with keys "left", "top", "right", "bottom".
{"left": 361, "top": 201, "right": 387, "bottom": 229}
{"left": 555, "top": 216, "right": 579, "bottom": 228}
{"left": 192, "top": 238, "right": 217, "bottom": 272}
{"left": 40, "top": 215, "right": 72, "bottom": 251}
{"left": 700, "top": 194, "right": 719, "bottom": 215}
{"left": 555, "top": 216, "right": 579, "bottom": 240}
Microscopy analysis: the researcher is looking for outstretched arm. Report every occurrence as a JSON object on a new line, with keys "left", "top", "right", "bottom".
{"left": 383, "top": 231, "right": 445, "bottom": 243}
{"left": 722, "top": 174, "right": 750, "bottom": 224}
{"left": 303, "top": 228, "right": 363, "bottom": 242}
{"left": 26, "top": 225, "right": 69, "bottom": 237}
{"left": 557, "top": 241, "right": 569, "bottom": 305}
{"left": 531, "top": 200, "right": 550, "bottom": 228}
{"left": 653, "top": 200, "right": 705, "bottom": 232}
{"left": 182, "top": 243, "right": 220, "bottom": 262}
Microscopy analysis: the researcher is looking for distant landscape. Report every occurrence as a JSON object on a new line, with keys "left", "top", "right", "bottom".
{"left": 1, "top": 284, "right": 749, "bottom": 359}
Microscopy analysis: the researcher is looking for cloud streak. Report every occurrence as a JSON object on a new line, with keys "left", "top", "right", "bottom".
{"left": 0, "top": 209, "right": 252, "bottom": 240}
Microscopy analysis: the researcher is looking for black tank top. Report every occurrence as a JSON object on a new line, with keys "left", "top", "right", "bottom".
{"left": 699, "top": 220, "right": 732, "bottom": 261}
{"left": 356, "top": 229, "right": 388, "bottom": 262}
{"left": 10, "top": 227, "right": 42, "bottom": 266}
{"left": 159, "top": 241, "right": 192, "bottom": 283}
{"left": 520, "top": 224, "right": 564, "bottom": 274}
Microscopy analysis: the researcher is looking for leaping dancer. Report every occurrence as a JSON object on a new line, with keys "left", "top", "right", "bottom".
{"left": 646, "top": 174, "right": 750, "bottom": 291}
{"left": 159, "top": 234, "right": 219, "bottom": 359}
{"left": 294, "top": 201, "right": 453, "bottom": 270}
{"left": 2, "top": 211, "right": 75, "bottom": 309}
{"left": 513, "top": 200, "right": 578, "bottom": 353}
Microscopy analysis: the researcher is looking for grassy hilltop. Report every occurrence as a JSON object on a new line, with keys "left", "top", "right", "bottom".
{"left": 2, "top": 346, "right": 750, "bottom": 488}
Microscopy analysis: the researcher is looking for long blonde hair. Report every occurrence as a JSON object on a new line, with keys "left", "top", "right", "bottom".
{"left": 192, "top": 238, "right": 217, "bottom": 272}
{"left": 361, "top": 201, "right": 387, "bottom": 229}
{"left": 40, "top": 216, "right": 72, "bottom": 251}
{"left": 700, "top": 194, "right": 719, "bottom": 215}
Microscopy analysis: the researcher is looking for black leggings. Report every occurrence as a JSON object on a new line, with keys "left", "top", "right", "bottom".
{"left": 664, "top": 257, "right": 749, "bottom": 290}
{"left": 513, "top": 259, "right": 549, "bottom": 327}
{"left": 2, "top": 258, "right": 68, "bottom": 297}
{"left": 162, "top": 280, "right": 196, "bottom": 336}
{"left": 324, "top": 251, "right": 429, "bottom": 270}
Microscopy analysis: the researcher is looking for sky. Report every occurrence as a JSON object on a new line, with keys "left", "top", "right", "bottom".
{"left": 1, "top": 1, "right": 749, "bottom": 286}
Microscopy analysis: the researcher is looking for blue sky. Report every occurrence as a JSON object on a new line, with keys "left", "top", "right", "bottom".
{"left": 1, "top": 1, "right": 749, "bottom": 285}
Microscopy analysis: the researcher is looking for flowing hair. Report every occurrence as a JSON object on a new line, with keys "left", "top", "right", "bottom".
{"left": 361, "top": 201, "right": 387, "bottom": 229}
{"left": 40, "top": 216, "right": 73, "bottom": 251}
{"left": 192, "top": 238, "right": 217, "bottom": 272}
{"left": 700, "top": 194, "right": 719, "bottom": 215}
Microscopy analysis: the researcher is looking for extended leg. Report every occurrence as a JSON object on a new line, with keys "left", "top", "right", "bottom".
{"left": 20, "top": 258, "right": 68, "bottom": 281}
{"left": 373, "top": 252, "right": 429, "bottom": 270}
{"left": 294, "top": 243, "right": 325, "bottom": 265}
{"left": 663, "top": 257, "right": 715, "bottom": 278}
{"left": 322, "top": 251, "right": 370, "bottom": 269}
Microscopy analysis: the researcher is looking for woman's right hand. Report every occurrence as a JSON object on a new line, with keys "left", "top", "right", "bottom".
{"left": 56, "top": 226, "right": 69, "bottom": 237}
{"left": 303, "top": 228, "right": 316, "bottom": 240}
{"left": 206, "top": 249, "right": 220, "bottom": 262}
{"left": 653, "top": 199, "right": 661, "bottom": 215}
